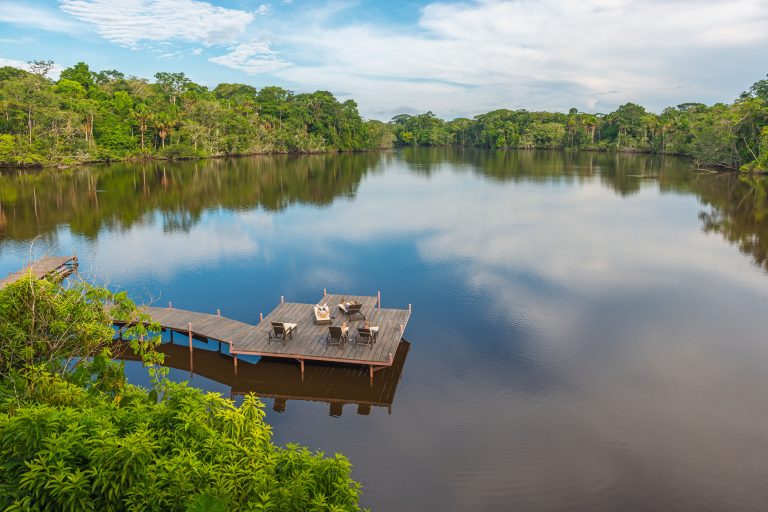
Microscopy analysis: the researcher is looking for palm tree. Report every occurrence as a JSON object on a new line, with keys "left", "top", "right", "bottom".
{"left": 154, "top": 113, "right": 172, "bottom": 149}
{"left": 132, "top": 104, "right": 151, "bottom": 150}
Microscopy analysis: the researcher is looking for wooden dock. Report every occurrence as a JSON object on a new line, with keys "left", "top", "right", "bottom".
{"left": 0, "top": 255, "right": 78, "bottom": 290}
{"left": 114, "top": 340, "right": 411, "bottom": 415}
{"left": 133, "top": 292, "right": 412, "bottom": 376}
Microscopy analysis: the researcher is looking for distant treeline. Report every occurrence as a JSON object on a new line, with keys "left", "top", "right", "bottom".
{"left": 0, "top": 60, "right": 393, "bottom": 167}
{"left": 392, "top": 76, "right": 768, "bottom": 172}
{"left": 0, "top": 60, "right": 766, "bottom": 171}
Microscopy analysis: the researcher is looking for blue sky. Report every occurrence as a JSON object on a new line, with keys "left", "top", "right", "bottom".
{"left": 1, "top": 0, "right": 767, "bottom": 120}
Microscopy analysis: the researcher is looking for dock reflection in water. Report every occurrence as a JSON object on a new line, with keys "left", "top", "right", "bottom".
{"left": 114, "top": 339, "right": 411, "bottom": 417}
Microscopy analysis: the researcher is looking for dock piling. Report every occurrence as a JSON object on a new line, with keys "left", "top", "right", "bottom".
{"left": 188, "top": 322, "right": 192, "bottom": 352}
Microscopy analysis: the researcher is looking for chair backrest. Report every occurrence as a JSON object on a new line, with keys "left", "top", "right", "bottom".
{"left": 348, "top": 303, "right": 362, "bottom": 313}
{"left": 329, "top": 325, "right": 343, "bottom": 339}
{"left": 271, "top": 322, "right": 285, "bottom": 334}
{"left": 358, "top": 327, "right": 372, "bottom": 338}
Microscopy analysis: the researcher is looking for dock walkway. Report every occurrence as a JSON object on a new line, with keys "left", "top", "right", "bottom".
{"left": 0, "top": 256, "right": 78, "bottom": 290}
{"left": 136, "top": 292, "right": 411, "bottom": 374}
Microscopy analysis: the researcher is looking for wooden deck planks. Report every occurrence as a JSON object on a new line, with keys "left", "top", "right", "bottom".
{"left": 135, "top": 293, "right": 411, "bottom": 367}
{"left": 0, "top": 256, "right": 78, "bottom": 290}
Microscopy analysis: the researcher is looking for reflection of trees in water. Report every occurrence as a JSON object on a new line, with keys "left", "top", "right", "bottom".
{"left": 2, "top": 148, "right": 767, "bottom": 275}
{"left": 0, "top": 152, "right": 382, "bottom": 241}
{"left": 695, "top": 174, "right": 768, "bottom": 272}
{"left": 397, "top": 146, "right": 694, "bottom": 196}
{"left": 397, "top": 148, "right": 768, "bottom": 273}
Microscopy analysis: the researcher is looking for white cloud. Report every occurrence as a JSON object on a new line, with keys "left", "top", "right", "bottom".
{"left": 255, "top": 3, "right": 271, "bottom": 15}
{"left": 59, "top": 0, "right": 255, "bottom": 48}
{"left": 209, "top": 40, "right": 291, "bottom": 74}
{"left": 0, "top": 58, "right": 64, "bottom": 79}
{"left": 0, "top": 1, "right": 80, "bottom": 33}
{"left": 271, "top": 0, "right": 768, "bottom": 118}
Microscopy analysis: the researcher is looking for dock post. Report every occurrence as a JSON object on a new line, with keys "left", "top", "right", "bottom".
{"left": 324, "top": 287, "right": 327, "bottom": 296}
{"left": 378, "top": 290, "right": 381, "bottom": 309}
{"left": 281, "top": 295, "right": 285, "bottom": 304}
{"left": 388, "top": 352, "right": 393, "bottom": 365}
{"left": 299, "top": 359, "right": 304, "bottom": 374}
{"left": 188, "top": 322, "right": 193, "bottom": 352}
{"left": 233, "top": 353, "right": 238, "bottom": 367}
{"left": 168, "top": 301, "right": 172, "bottom": 309}
{"left": 369, "top": 366, "right": 374, "bottom": 380}
{"left": 217, "top": 308, "right": 221, "bottom": 317}
{"left": 409, "top": 303, "right": 412, "bottom": 312}
{"left": 170, "top": 329, "right": 174, "bottom": 344}
{"left": 260, "top": 312, "right": 263, "bottom": 321}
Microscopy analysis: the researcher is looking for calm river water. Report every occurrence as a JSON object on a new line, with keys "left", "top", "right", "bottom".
{"left": 2, "top": 149, "right": 768, "bottom": 511}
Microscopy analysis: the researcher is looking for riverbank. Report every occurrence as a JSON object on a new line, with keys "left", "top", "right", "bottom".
{"left": 0, "top": 145, "right": 393, "bottom": 170}
{"left": 3, "top": 145, "right": 764, "bottom": 175}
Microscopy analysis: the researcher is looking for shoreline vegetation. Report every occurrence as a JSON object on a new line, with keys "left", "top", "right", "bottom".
{"left": 0, "top": 61, "right": 766, "bottom": 172}
{"left": 0, "top": 275, "right": 364, "bottom": 511}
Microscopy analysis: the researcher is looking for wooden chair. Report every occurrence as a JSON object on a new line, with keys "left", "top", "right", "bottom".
{"left": 269, "top": 321, "right": 296, "bottom": 344}
{"left": 341, "top": 302, "right": 365, "bottom": 321}
{"left": 355, "top": 327, "right": 377, "bottom": 348}
{"left": 327, "top": 325, "right": 348, "bottom": 348}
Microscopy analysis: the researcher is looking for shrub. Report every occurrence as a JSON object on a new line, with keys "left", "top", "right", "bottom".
{"left": 0, "top": 375, "right": 362, "bottom": 511}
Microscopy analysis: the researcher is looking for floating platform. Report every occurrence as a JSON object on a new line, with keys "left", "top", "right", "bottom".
{"left": 132, "top": 292, "right": 412, "bottom": 376}
{"left": 0, "top": 255, "right": 78, "bottom": 290}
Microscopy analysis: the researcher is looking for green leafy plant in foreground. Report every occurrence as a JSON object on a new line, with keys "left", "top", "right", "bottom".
{"left": 0, "top": 376, "right": 361, "bottom": 511}
{"left": 0, "top": 277, "right": 363, "bottom": 511}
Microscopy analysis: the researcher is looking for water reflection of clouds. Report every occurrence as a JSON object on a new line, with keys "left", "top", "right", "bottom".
{"left": 79, "top": 210, "right": 266, "bottom": 283}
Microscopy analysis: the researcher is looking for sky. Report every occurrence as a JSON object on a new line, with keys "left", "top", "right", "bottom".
{"left": 0, "top": 0, "right": 767, "bottom": 120}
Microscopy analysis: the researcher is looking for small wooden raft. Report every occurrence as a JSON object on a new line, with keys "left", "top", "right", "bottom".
{"left": 135, "top": 291, "right": 412, "bottom": 376}
{"left": 0, "top": 256, "right": 78, "bottom": 290}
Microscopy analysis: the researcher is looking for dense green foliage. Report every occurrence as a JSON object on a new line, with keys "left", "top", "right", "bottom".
{"left": 0, "top": 277, "right": 363, "bottom": 511}
{"left": 0, "top": 276, "right": 161, "bottom": 384}
{"left": 0, "top": 61, "right": 392, "bottom": 167}
{"left": 1, "top": 59, "right": 765, "bottom": 171}
{"left": 391, "top": 76, "right": 768, "bottom": 172}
